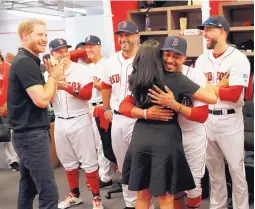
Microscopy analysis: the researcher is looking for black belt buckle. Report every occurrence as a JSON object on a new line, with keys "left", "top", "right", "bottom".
{"left": 92, "top": 102, "right": 103, "bottom": 106}
{"left": 114, "top": 110, "right": 121, "bottom": 115}
{"left": 209, "top": 109, "right": 235, "bottom": 115}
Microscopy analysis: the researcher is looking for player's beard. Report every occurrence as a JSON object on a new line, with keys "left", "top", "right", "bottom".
{"left": 120, "top": 41, "right": 135, "bottom": 53}
{"left": 207, "top": 39, "right": 218, "bottom": 50}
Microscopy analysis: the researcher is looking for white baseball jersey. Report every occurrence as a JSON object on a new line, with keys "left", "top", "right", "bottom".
{"left": 89, "top": 57, "right": 108, "bottom": 104}
{"left": 178, "top": 65, "right": 207, "bottom": 132}
{"left": 102, "top": 51, "right": 134, "bottom": 111}
{"left": 195, "top": 46, "right": 250, "bottom": 110}
{"left": 45, "top": 62, "right": 93, "bottom": 118}
{"left": 78, "top": 58, "right": 93, "bottom": 68}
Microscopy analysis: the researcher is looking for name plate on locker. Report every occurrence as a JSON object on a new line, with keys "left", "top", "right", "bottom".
{"left": 179, "top": 29, "right": 203, "bottom": 36}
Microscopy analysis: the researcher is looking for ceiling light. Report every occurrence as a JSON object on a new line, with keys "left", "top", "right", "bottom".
{"left": 64, "top": 7, "right": 87, "bottom": 15}
{"left": 7, "top": 9, "right": 63, "bottom": 20}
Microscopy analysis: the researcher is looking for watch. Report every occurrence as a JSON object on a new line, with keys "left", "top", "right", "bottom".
{"left": 73, "top": 87, "right": 80, "bottom": 95}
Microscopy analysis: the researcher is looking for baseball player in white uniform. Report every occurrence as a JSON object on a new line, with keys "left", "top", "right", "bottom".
{"left": 196, "top": 16, "right": 250, "bottom": 209}
{"left": 84, "top": 35, "right": 115, "bottom": 189}
{"left": 174, "top": 64, "right": 208, "bottom": 209}
{"left": 101, "top": 20, "right": 144, "bottom": 209}
{"left": 46, "top": 38, "right": 104, "bottom": 209}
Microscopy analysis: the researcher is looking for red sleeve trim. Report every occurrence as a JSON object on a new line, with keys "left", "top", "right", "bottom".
{"left": 244, "top": 73, "right": 254, "bottom": 101}
{"left": 219, "top": 86, "right": 244, "bottom": 103}
{"left": 188, "top": 105, "right": 208, "bottom": 123}
{"left": 119, "top": 96, "right": 135, "bottom": 118}
{"left": 101, "top": 82, "right": 112, "bottom": 90}
{"left": 65, "top": 82, "right": 93, "bottom": 100}
{"left": 69, "top": 49, "right": 86, "bottom": 63}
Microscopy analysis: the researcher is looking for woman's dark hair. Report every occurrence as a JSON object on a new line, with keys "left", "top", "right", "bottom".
{"left": 129, "top": 39, "right": 165, "bottom": 107}
{"left": 0, "top": 53, "right": 4, "bottom": 62}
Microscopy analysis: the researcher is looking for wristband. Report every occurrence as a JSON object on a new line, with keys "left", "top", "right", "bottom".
{"left": 144, "top": 109, "right": 147, "bottom": 120}
{"left": 167, "top": 99, "right": 175, "bottom": 109}
{"left": 73, "top": 87, "right": 80, "bottom": 95}
{"left": 103, "top": 106, "right": 111, "bottom": 112}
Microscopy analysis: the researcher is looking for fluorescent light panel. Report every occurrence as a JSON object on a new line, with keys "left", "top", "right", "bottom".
{"left": 64, "top": 7, "right": 87, "bottom": 15}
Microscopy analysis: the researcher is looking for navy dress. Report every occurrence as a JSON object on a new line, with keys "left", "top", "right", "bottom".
{"left": 122, "top": 72, "right": 200, "bottom": 196}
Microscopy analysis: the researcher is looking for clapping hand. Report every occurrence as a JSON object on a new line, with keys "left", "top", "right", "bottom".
{"left": 218, "top": 72, "right": 230, "bottom": 88}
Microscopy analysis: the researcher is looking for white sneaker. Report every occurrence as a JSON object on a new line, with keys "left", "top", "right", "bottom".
{"left": 93, "top": 196, "right": 104, "bottom": 209}
{"left": 58, "top": 193, "right": 83, "bottom": 209}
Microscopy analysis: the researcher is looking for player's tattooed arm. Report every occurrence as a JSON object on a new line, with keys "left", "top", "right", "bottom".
{"left": 148, "top": 85, "right": 209, "bottom": 123}
{"left": 119, "top": 95, "right": 173, "bottom": 121}
{"left": 101, "top": 82, "right": 113, "bottom": 122}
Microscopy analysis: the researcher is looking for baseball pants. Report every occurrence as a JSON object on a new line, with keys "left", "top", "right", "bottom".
{"left": 182, "top": 125, "right": 207, "bottom": 198}
{"left": 54, "top": 114, "right": 98, "bottom": 173}
{"left": 92, "top": 115, "right": 115, "bottom": 183}
{"left": 206, "top": 107, "right": 249, "bottom": 209}
{"left": 5, "top": 139, "right": 19, "bottom": 165}
{"left": 111, "top": 113, "right": 137, "bottom": 208}
{"left": 1, "top": 117, "right": 19, "bottom": 165}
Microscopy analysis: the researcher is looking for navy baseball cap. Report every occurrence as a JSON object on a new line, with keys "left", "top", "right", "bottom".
{"left": 115, "top": 20, "right": 139, "bottom": 34}
{"left": 75, "top": 42, "right": 85, "bottom": 49}
{"left": 197, "top": 16, "right": 230, "bottom": 32}
{"left": 49, "top": 38, "right": 72, "bottom": 52}
{"left": 84, "top": 35, "right": 101, "bottom": 45}
{"left": 161, "top": 36, "right": 187, "bottom": 56}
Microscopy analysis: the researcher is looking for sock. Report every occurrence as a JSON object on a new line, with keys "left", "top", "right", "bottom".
{"left": 85, "top": 169, "right": 100, "bottom": 196}
{"left": 174, "top": 192, "right": 186, "bottom": 209}
{"left": 187, "top": 195, "right": 202, "bottom": 208}
{"left": 66, "top": 168, "right": 80, "bottom": 197}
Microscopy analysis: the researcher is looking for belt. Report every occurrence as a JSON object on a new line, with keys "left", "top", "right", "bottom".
{"left": 14, "top": 126, "right": 49, "bottom": 133}
{"left": 209, "top": 109, "right": 235, "bottom": 115}
{"left": 114, "top": 110, "right": 121, "bottom": 115}
{"left": 92, "top": 102, "right": 103, "bottom": 106}
{"left": 57, "top": 113, "right": 86, "bottom": 119}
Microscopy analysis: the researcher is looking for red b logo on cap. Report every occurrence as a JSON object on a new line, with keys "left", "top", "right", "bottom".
{"left": 58, "top": 39, "right": 64, "bottom": 45}
{"left": 171, "top": 38, "right": 179, "bottom": 47}
{"left": 122, "top": 21, "right": 127, "bottom": 29}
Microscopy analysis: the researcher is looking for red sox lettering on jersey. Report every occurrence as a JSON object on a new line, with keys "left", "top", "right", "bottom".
{"left": 45, "top": 62, "right": 93, "bottom": 118}
{"left": 195, "top": 46, "right": 250, "bottom": 109}
{"left": 102, "top": 51, "right": 134, "bottom": 111}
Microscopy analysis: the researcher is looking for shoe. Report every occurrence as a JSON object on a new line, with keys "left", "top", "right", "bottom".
{"left": 123, "top": 207, "right": 135, "bottom": 209}
{"left": 9, "top": 162, "right": 19, "bottom": 171}
{"left": 93, "top": 196, "right": 104, "bottom": 209}
{"left": 100, "top": 180, "right": 113, "bottom": 189}
{"left": 58, "top": 193, "right": 82, "bottom": 209}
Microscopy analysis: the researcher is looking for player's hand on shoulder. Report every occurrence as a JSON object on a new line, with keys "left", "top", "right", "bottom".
{"left": 148, "top": 85, "right": 175, "bottom": 108}
{"left": 147, "top": 105, "right": 174, "bottom": 121}
{"left": 104, "top": 109, "right": 113, "bottom": 122}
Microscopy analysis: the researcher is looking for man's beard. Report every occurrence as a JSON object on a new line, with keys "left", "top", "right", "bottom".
{"left": 207, "top": 39, "right": 218, "bottom": 50}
